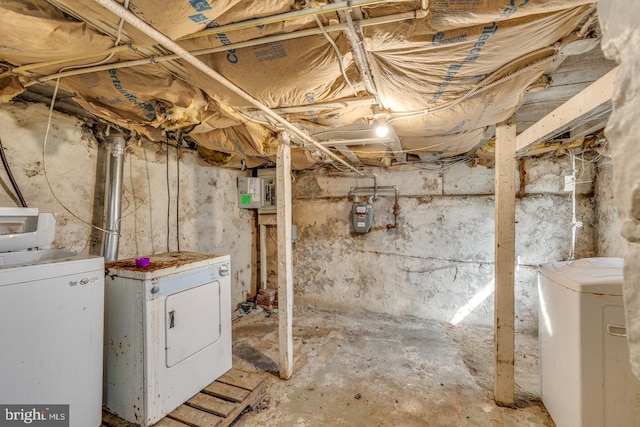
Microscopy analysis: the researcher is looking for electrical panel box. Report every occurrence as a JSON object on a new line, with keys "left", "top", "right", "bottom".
{"left": 237, "top": 177, "right": 263, "bottom": 209}
{"left": 351, "top": 201, "right": 374, "bottom": 233}
{"left": 258, "top": 169, "right": 276, "bottom": 214}
{"left": 237, "top": 170, "right": 277, "bottom": 211}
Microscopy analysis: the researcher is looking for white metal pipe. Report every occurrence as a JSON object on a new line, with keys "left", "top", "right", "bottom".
{"left": 266, "top": 96, "right": 377, "bottom": 114}
{"left": 103, "top": 130, "right": 126, "bottom": 261}
{"left": 314, "top": 137, "right": 394, "bottom": 146}
{"left": 27, "top": 10, "right": 424, "bottom": 87}
{"left": 93, "top": 0, "right": 362, "bottom": 175}
{"left": 13, "top": 9, "right": 424, "bottom": 81}
{"left": 178, "top": 0, "right": 389, "bottom": 41}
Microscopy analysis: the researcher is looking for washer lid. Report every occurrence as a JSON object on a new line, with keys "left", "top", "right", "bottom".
{"left": 539, "top": 257, "right": 623, "bottom": 295}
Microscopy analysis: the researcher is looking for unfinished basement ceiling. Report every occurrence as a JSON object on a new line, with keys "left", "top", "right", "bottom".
{"left": 0, "top": 0, "right": 616, "bottom": 169}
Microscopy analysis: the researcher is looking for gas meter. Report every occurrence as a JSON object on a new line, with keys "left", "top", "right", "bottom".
{"left": 351, "top": 200, "right": 374, "bottom": 233}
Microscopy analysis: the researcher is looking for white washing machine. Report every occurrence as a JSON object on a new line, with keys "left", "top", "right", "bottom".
{"left": 0, "top": 207, "right": 104, "bottom": 427}
{"left": 104, "top": 252, "right": 232, "bottom": 426}
{"left": 539, "top": 257, "right": 640, "bottom": 427}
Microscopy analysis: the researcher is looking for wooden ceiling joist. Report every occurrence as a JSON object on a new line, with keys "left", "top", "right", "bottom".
{"left": 516, "top": 66, "right": 619, "bottom": 155}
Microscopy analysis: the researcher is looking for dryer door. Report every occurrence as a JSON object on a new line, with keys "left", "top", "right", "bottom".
{"left": 165, "top": 280, "right": 221, "bottom": 368}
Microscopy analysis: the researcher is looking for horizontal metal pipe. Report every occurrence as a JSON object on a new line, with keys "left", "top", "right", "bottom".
{"left": 7, "top": 1, "right": 423, "bottom": 80}
{"left": 92, "top": 0, "right": 363, "bottom": 174}
{"left": 26, "top": 10, "right": 424, "bottom": 86}
{"left": 177, "top": 0, "right": 389, "bottom": 40}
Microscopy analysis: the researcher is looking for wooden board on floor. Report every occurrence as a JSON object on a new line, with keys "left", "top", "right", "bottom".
{"left": 102, "top": 368, "right": 266, "bottom": 427}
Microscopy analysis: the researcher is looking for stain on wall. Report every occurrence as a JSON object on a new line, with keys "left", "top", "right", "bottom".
{"left": 285, "top": 159, "right": 596, "bottom": 333}
{"left": 595, "top": 155, "right": 627, "bottom": 256}
{"left": 0, "top": 102, "right": 254, "bottom": 308}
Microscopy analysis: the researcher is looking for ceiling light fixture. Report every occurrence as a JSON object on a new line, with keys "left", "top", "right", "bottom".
{"left": 375, "top": 120, "right": 389, "bottom": 138}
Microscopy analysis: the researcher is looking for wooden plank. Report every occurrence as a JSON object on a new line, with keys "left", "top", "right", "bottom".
{"left": 102, "top": 411, "right": 136, "bottom": 427}
{"left": 217, "top": 368, "right": 266, "bottom": 391}
{"left": 215, "top": 380, "right": 266, "bottom": 427}
{"left": 258, "top": 213, "right": 277, "bottom": 226}
{"left": 276, "top": 133, "right": 294, "bottom": 380}
{"left": 102, "top": 410, "right": 190, "bottom": 427}
{"left": 335, "top": 146, "right": 363, "bottom": 165}
{"left": 494, "top": 115, "right": 516, "bottom": 408}
{"left": 516, "top": 67, "right": 618, "bottom": 154}
{"left": 203, "top": 381, "right": 250, "bottom": 403}
{"left": 153, "top": 418, "right": 191, "bottom": 427}
{"left": 260, "top": 224, "right": 268, "bottom": 290}
{"left": 187, "top": 393, "right": 236, "bottom": 418}
{"left": 385, "top": 135, "right": 406, "bottom": 163}
{"left": 166, "top": 405, "right": 224, "bottom": 427}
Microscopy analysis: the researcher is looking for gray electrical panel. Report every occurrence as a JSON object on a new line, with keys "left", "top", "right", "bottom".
{"left": 237, "top": 169, "right": 277, "bottom": 212}
{"left": 237, "top": 177, "right": 263, "bottom": 209}
{"left": 258, "top": 169, "right": 276, "bottom": 214}
{"left": 351, "top": 201, "right": 374, "bottom": 233}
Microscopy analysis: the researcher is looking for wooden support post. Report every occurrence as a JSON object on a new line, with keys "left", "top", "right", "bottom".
{"left": 494, "top": 115, "right": 516, "bottom": 407}
{"left": 260, "top": 224, "right": 267, "bottom": 291}
{"left": 276, "top": 133, "right": 294, "bottom": 380}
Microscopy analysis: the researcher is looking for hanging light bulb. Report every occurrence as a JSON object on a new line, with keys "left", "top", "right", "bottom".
{"left": 375, "top": 120, "right": 389, "bottom": 138}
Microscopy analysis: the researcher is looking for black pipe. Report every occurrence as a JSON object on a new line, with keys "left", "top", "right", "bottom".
{"left": 0, "top": 136, "right": 27, "bottom": 207}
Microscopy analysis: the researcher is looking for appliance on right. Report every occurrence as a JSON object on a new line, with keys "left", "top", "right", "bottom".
{"left": 538, "top": 257, "right": 640, "bottom": 427}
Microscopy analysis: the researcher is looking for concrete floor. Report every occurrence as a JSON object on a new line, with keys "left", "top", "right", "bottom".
{"left": 231, "top": 307, "right": 554, "bottom": 426}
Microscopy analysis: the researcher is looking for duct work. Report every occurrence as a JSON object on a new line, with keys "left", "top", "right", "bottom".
{"left": 102, "top": 129, "right": 126, "bottom": 261}
{"left": 0, "top": 0, "right": 601, "bottom": 170}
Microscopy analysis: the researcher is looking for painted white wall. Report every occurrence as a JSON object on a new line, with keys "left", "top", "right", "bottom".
{"left": 599, "top": 0, "right": 640, "bottom": 375}
{"left": 0, "top": 102, "right": 255, "bottom": 307}
{"left": 283, "top": 157, "right": 596, "bottom": 333}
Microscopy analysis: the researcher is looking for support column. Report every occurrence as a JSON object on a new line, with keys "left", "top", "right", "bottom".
{"left": 277, "top": 133, "right": 294, "bottom": 379}
{"left": 494, "top": 115, "right": 516, "bottom": 407}
{"left": 260, "top": 224, "right": 267, "bottom": 290}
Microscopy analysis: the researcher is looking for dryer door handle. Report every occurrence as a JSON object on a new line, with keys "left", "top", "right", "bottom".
{"left": 607, "top": 324, "right": 626, "bottom": 337}
{"left": 169, "top": 310, "right": 176, "bottom": 328}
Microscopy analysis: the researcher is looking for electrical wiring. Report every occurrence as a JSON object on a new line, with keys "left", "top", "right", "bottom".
{"left": 0, "top": 136, "right": 28, "bottom": 207}
{"left": 42, "top": 79, "right": 114, "bottom": 235}
{"left": 39, "top": 0, "right": 131, "bottom": 237}
{"left": 310, "top": 10, "right": 358, "bottom": 97}
{"left": 128, "top": 149, "right": 140, "bottom": 257}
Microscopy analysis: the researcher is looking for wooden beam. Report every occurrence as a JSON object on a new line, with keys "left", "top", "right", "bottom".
{"left": 260, "top": 224, "right": 267, "bottom": 291}
{"left": 516, "top": 66, "right": 618, "bottom": 154}
{"left": 335, "top": 146, "right": 363, "bottom": 165}
{"left": 276, "top": 133, "right": 294, "bottom": 380}
{"left": 494, "top": 115, "right": 516, "bottom": 407}
{"left": 385, "top": 135, "right": 406, "bottom": 163}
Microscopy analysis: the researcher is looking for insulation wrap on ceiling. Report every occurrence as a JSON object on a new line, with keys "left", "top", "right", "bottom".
{"left": 0, "top": 0, "right": 599, "bottom": 167}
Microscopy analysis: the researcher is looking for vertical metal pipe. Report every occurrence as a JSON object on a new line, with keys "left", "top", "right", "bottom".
{"left": 103, "top": 131, "right": 126, "bottom": 261}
